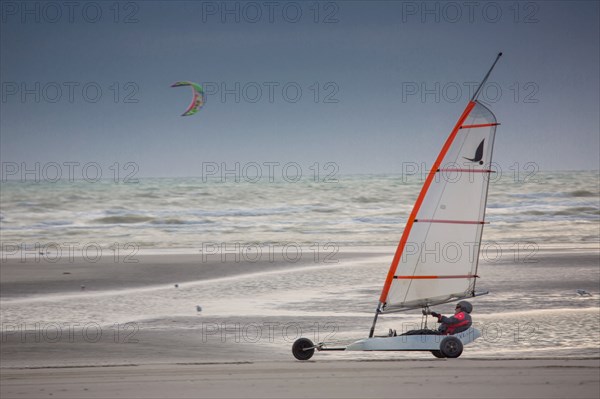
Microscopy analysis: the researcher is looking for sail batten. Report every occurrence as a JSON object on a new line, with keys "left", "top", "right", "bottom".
{"left": 460, "top": 123, "right": 500, "bottom": 129}
{"left": 394, "top": 275, "right": 479, "bottom": 280}
{"left": 414, "top": 219, "right": 487, "bottom": 224}
{"left": 437, "top": 168, "right": 495, "bottom": 173}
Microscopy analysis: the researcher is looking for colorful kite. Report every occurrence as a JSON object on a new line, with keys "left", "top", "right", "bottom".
{"left": 171, "top": 81, "right": 205, "bottom": 116}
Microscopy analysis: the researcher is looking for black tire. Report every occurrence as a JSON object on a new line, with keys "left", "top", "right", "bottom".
{"left": 439, "top": 336, "right": 463, "bottom": 358}
{"left": 440, "top": 337, "right": 463, "bottom": 359}
{"left": 431, "top": 350, "right": 446, "bottom": 358}
{"left": 292, "top": 338, "right": 315, "bottom": 360}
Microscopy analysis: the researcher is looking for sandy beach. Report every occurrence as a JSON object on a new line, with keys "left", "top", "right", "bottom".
{"left": 2, "top": 359, "right": 599, "bottom": 399}
{"left": 2, "top": 250, "right": 599, "bottom": 398}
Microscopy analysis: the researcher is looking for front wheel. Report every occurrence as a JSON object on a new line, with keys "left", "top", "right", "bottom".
{"left": 431, "top": 350, "right": 445, "bottom": 358}
{"left": 292, "top": 338, "right": 315, "bottom": 360}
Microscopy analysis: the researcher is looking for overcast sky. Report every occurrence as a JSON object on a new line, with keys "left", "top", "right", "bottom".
{"left": 1, "top": 1, "right": 599, "bottom": 178}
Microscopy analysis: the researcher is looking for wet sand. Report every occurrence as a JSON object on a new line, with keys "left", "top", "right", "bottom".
{"left": 0, "top": 250, "right": 379, "bottom": 298}
{"left": 2, "top": 358, "right": 599, "bottom": 399}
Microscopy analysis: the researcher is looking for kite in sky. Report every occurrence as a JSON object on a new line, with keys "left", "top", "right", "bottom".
{"left": 170, "top": 81, "right": 205, "bottom": 116}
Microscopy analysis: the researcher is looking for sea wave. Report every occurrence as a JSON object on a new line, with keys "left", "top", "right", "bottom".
{"left": 568, "top": 190, "right": 598, "bottom": 197}
{"left": 1, "top": 171, "right": 598, "bottom": 249}
{"left": 517, "top": 207, "right": 599, "bottom": 217}
{"left": 92, "top": 215, "right": 155, "bottom": 224}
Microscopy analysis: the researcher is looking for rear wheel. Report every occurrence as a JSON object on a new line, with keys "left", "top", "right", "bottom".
{"left": 439, "top": 336, "right": 463, "bottom": 358}
{"left": 292, "top": 338, "right": 315, "bottom": 360}
{"left": 431, "top": 350, "right": 446, "bottom": 358}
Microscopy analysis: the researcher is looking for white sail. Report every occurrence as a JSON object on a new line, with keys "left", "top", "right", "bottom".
{"left": 380, "top": 100, "right": 498, "bottom": 312}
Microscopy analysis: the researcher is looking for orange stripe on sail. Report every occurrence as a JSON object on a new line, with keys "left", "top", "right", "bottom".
{"left": 394, "top": 275, "right": 479, "bottom": 279}
{"left": 460, "top": 123, "right": 499, "bottom": 129}
{"left": 437, "top": 169, "right": 495, "bottom": 173}
{"left": 378, "top": 101, "right": 477, "bottom": 304}
{"left": 414, "top": 219, "right": 488, "bottom": 225}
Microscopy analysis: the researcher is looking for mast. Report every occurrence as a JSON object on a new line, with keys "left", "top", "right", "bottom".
{"left": 471, "top": 52, "right": 502, "bottom": 102}
{"left": 368, "top": 53, "right": 503, "bottom": 338}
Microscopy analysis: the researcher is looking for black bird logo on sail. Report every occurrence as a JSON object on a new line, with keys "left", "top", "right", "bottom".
{"left": 463, "top": 139, "right": 485, "bottom": 165}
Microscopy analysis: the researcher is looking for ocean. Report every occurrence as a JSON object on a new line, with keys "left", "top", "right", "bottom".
{"left": 1, "top": 171, "right": 599, "bottom": 250}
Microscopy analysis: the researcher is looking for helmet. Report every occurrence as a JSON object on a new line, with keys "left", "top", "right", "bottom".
{"left": 456, "top": 301, "right": 473, "bottom": 314}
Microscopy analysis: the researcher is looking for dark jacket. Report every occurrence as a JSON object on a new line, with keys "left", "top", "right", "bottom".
{"left": 435, "top": 311, "right": 472, "bottom": 335}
